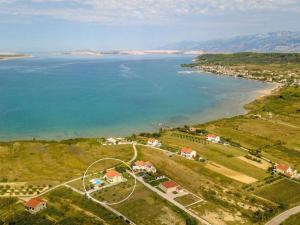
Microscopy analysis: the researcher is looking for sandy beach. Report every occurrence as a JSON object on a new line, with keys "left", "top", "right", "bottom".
{"left": 0, "top": 54, "right": 32, "bottom": 61}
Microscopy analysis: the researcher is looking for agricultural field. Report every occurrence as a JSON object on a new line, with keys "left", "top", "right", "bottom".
{"left": 255, "top": 179, "right": 300, "bottom": 206}
{"left": 159, "top": 132, "right": 268, "bottom": 180}
{"left": 201, "top": 86, "right": 300, "bottom": 170}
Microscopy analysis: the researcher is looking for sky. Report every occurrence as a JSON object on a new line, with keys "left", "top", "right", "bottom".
{"left": 0, "top": 0, "right": 300, "bottom": 52}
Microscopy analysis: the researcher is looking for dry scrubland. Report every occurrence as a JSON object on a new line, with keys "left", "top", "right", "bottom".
{"left": 0, "top": 140, "right": 134, "bottom": 182}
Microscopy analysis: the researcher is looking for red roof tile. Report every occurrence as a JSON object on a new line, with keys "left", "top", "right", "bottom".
{"left": 207, "top": 134, "right": 218, "bottom": 138}
{"left": 181, "top": 147, "right": 192, "bottom": 154}
{"left": 106, "top": 169, "right": 120, "bottom": 179}
{"left": 134, "top": 161, "right": 153, "bottom": 167}
{"left": 25, "top": 198, "right": 45, "bottom": 208}
{"left": 161, "top": 180, "right": 178, "bottom": 189}
{"left": 275, "top": 164, "right": 290, "bottom": 172}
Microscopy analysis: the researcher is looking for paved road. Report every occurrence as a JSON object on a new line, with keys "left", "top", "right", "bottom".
{"left": 265, "top": 205, "right": 300, "bottom": 225}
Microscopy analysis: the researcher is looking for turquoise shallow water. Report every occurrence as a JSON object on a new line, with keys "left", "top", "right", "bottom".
{"left": 0, "top": 55, "right": 273, "bottom": 140}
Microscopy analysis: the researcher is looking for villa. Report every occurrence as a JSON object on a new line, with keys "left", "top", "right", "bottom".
{"left": 180, "top": 147, "right": 197, "bottom": 159}
{"left": 132, "top": 161, "right": 157, "bottom": 173}
{"left": 104, "top": 169, "right": 123, "bottom": 183}
{"left": 206, "top": 134, "right": 221, "bottom": 143}
{"left": 25, "top": 197, "right": 47, "bottom": 214}
{"left": 147, "top": 138, "right": 160, "bottom": 147}
{"left": 274, "top": 164, "right": 298, "bottom": 178}
{"left": 159, "top": 180, "right": 181, "bottom": 194}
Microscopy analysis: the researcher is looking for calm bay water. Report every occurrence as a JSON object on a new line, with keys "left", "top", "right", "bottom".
{"left": 0, "top": 55, "right": 273, "bottom": 140}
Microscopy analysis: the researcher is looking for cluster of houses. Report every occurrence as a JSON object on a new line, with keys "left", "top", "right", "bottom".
{"left": 273, "top": 164, "right": 300, "bottom": 179}
{"left": 132, "top": 160, "right": 183, "bottom": 195}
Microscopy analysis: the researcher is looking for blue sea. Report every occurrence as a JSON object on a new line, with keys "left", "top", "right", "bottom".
{"left": 0, "top": 55, "right": 273, "bottom": 140}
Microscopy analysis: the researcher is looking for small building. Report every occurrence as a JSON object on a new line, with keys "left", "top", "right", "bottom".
{"left": 206, "top": 134, "right": 221, "bottom": 143}
{"left": 274, "top": 164, "right": 297, "bottom": 178}
{"left": 106, "top": 137, "right": 117, "bottom": 145}
{"left": 132, "top": 161, "right": 157, "bottom": 173}
{"left": 159, "top": 180, "right": 181, "bottom": 194}
{"left": 104, "top": 169, "right": 123, "bottom": 183}
{"left": 147, "top": 138, "right": 159, "bottom": 147}
{"left": 180, "top": 147, "right": 197, "bottom": 159}
{"left": 25, "top": 198, "right": 47, "bottom": 214}
{"left": 189, "top": 127, "right": 197, "bottom": 132}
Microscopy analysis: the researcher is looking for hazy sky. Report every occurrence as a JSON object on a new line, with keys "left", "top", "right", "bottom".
{"left": 0, "top": 0, "right": 299, "bottom": 51}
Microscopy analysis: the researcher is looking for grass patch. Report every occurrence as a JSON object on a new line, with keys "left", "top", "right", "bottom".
{"left": 255, "top": 179, "right": 300, "bottom": 206}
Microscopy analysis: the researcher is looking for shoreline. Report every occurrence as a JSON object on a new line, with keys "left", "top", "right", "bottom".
{"left": 0, "top": 54, "right": 32, "bottom": 61}
{"left": 0, "top": 80, "right": 281, "bottom": 142}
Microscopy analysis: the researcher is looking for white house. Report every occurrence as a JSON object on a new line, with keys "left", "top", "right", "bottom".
{"left": 132, "top": 161, "right": 157, "bottom": 173}
{"left": 206, "top": 134, "right": 221, "bottom": 143}
{"left": 274, "top": 164, "right": 298, "bottom": 178}
{"left": 147, "top": 138, "right": 160, "bottom": 147}
{"left": 104, "top": 169, "right": 123, "bottom": 183}
{"left": 180, "top": 147, "right": 197, "bottom": 159}
{"left": 106, "top": 137, "right": 117, "bottom": 145}
{"left": 25, "top": 198, "right": 47, "bottom": 214}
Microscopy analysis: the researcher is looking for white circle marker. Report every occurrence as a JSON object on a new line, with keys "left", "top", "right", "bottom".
{"left": 82, "top": 157, "right": 137, "bottom": 205}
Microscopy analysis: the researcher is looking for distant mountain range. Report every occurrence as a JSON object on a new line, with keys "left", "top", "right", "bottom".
{"left": 161, "top": 31, "right": 300, "bottom": 52}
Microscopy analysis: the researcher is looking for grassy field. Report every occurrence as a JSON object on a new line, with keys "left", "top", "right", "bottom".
{"left": 92, "top": 174, "right": 135, "bottom": 204}
{"left": 174, "top": 194, "right": 201, "bottom": 206}
{"left": 255, "top": 179, "right": 300, "bottom": 206}
{"left": 112, "top": 182, "right": 187, "bottom": 225}
{"left": 0, "top": 141, "right": 134, "bottom": 182}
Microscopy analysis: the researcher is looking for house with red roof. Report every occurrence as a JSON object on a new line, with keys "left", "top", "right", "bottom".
{"left": 159, "top": 180, "right": 182, "bottom": 194}
{"left": 25, "top": 197, "right": 47, "bottom": 214}
{"left": 133, "top": 161, "right": 157, "bottom": 173}
{"left": 206, "top": 134, "right": 221, "bottom": 143}
{"left": 104, "top": 169, "right": 123, "bottom": 183}
{"left": 274, "top": 164, "right": 297, "bottom": 178}
{"left": 180, "top": 147, "right": 197, "bottom": 159}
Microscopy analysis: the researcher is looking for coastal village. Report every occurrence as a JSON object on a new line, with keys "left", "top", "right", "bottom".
{"left": 0, "top": 53, "right": 299, "bottom": 225}
{"left": 190, "top": 64, "right": 300, "bottom": 86}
